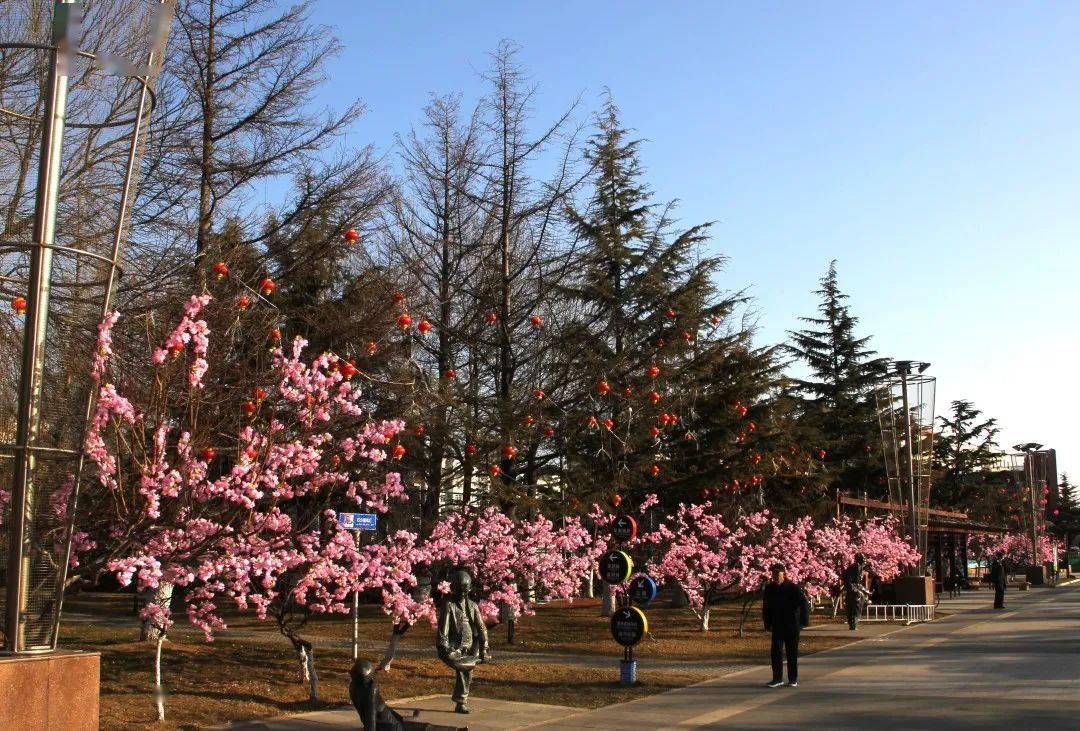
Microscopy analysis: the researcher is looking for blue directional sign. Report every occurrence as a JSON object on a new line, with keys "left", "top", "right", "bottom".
{"left": 338, "top": 512, "right": 377, "bottom": 531}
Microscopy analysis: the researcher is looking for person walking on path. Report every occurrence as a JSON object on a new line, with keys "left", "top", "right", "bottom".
{"left": 762, "top": 562, "right": 811, "bottom": 688}
{"left": 989, "top": 552, "right": 1008, "bottom": 609}
{"left": 842, "top": 553, "right": 872, "bottom": 630}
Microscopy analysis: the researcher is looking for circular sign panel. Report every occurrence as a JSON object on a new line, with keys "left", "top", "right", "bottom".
{"left": 599, "top": 550, "right": 633, "bottom": 585}
{"left": 612, "top": 515, "right": 638, "bottom": 543}
{"left": 629, "top": 574, "right": 658, "bottom": 606}
{"left": 610, "top": 606, "right": 648, "bottom": 647}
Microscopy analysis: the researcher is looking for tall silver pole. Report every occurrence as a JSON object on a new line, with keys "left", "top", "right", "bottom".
{"left": 1028, "top": 457, "right": 1039, "bottom": 568}
{"left": 352, "top": 529, "right": 360, "bottom": 661}
{"left": 898, "top": 368, "right": 920, "bottom": 573}
{"left": 4, "top": 0, "right": 76, "bottom": 654}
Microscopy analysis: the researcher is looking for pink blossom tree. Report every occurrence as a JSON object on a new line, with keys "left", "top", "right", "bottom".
{"left": 81, "top": 295, "right": 408, "bottom": 718}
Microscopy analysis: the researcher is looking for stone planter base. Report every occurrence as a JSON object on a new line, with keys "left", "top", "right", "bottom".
{"left": 0, "top": 651, "right": 100, "bottom": 730}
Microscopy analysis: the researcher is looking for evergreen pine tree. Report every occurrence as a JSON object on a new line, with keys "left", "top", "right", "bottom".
{"left": 787, "top": 261, "right": 886, "bottom": 497}
{"left": 932, "top": 400, "right": 1001, "bottom": 511}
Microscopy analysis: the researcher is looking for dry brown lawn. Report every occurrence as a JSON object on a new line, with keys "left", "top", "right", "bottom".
{"left": 61, "top": 593, "right": 854, "bottom": 730}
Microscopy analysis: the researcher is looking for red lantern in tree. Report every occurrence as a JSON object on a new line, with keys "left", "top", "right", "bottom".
{"left": 465, "top": 444, "right": 478, "bottom": 456}
{"left": 658, "top": 413, "right": 671, "bottom": 426}
{"left": 396, "top": 313, "right": 412, "bottom": 330}
{"left": 747, "top": 421, "right": 756, "bottom": 432}
{"left": 417, "top": 319, "right": 432, "bottom": 335}
{"left": 414, "top": 424, "right": 425, "bottom": 436}
{"left": 534, "top": 388, "right": 545, "bottom": 400}
{"left": 168, "top": 343, "right": 184, "bottom": 358}
{"left": 366, "top": 341, "right": 378, "bottom": 356}
{"left": 665, "top": 309, "right": 677, "bottom": 319}
{"left": 341, "top": 361, "right": 358, "bottom": 379}
{"left": 245, "top": 447, "right": 258, "bottom": 460}
{"left": 523, "top": 415, "right": 535, "bottom": 427}
{"left": 489, "top": 464, "right": 502, "bottom": 476}
{"left": 587, "top": 415, "right": 598, "bottom": 428}
{"left": 200, "top": 448, "right": 216, "bottom": 461}
{"left": 486, "top": 311, "right": 498, "bottom": 325}
{"left": 253, "top": 387, "right": 268, "bottom": 402}
{"left": 602, "top": 418, "right": 614, "bottom": 430}
{"left": 445, "top": 368, "right": 457, "bottom": 379}
{"left": 503, "top": 445, "right": 518, "bottom": 460}
{"left": 647, "top": 365, "right": 660, "bottom": 378}
{"left": 259, "top": 278, "right": 276, "bottom": 296}
{"left": 544, "top": 426, "right": 556, "bottom": 438}
{"left": 710, "top": 315, "right": 720, "bottom": 325}
{"left": 11, "top": 296, "right": 27, "bottom": 315}
{"left": 649, "top": 464, "right": 660, "bottom": 477}
{"left": 648, "top": 391, "right": 661, "bottom": 404}
{"left": 656, "top": 338, "right": 666, "bottom": 347}
{"left": 751, "top": 453, "right": 761, "bottom": 464}
{"left": 597, "top": 379, "right": 611, "bottom": 395}
{"left": 270, "top": 328, "right": 282, "bottom": 343}
{"left": 393, "top": 292, "right": 406, "bottom": 305}
{"left": 211, "top": 261, "right": 229, "bottom": 280}
{"left": 343, "top": 228, "right": 360, "bottom": 244}
{"left": 241, "top": 401, "right": 256, "bottom": 417}
{"left": 392, "top": 444, "right": 406, "bottom": 460}
{"left": 611, "top": 493, "right": 623, "bottom": 507}
{"left": 682, "top": 330, "right": 693, "bottom": 342}
{"left": 650, "top": 426, "right": 661, "bottom": 439}
{"left": 530, "top": 314, "right": 543, "bottom": 328}
{"left": 623, "top": 387, "right": 633, "bottom": 398}
{"left": 817, "top": 449, "right": 826, "bottom": 459}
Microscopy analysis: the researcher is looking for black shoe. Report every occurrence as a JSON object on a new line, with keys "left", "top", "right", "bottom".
{"left": 787, "top": 681, "right": 799, "bottom": 687}
{"left": 766, "top": 680, "right": 784, "bottom": 688}
{"left": 455, "top": 702, "right": 470, "bottom": 714}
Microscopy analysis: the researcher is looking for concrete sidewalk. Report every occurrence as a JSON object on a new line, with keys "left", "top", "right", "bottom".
{"left": 227, "top": 583, "right": 1079, "bottom": 730}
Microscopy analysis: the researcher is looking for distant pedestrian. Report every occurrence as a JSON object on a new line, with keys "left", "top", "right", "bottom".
{"left": 842, "top": 553, "right": 871, "bottom": 630}
{"left": 989, "top": 552, "right": 1007, "bottom": 609}
{"left": 762, "top": 562, "right": 810, "bottom": 688}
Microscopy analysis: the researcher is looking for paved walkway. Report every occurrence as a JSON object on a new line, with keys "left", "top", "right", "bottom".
{"left": 230, "top": 583, "right": 1080, "bottom": 730}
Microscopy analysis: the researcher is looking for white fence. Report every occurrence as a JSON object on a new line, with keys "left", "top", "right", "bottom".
{"left": 863, "top": 603, "right": 936, "bottom": 625}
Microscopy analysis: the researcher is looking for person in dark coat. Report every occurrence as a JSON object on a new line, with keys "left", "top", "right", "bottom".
{"left": 762, "top": 562, "right": 811, "bottom": 687}
{"left": 989, "top": 552, "right": 1007, "bottom": 609}
{"left": 842, "top": 553, "right": 871, "bottom": 630}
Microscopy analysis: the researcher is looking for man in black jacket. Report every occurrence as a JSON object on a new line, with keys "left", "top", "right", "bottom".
{"left": 762, "top": 562, "right": 811, "bottom": 688}
{"left": 989, "top": 552, "right": 1007, "bottom": 609}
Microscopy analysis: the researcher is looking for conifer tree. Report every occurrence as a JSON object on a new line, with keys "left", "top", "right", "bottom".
{"left": 787, "top": 261, "right": 885, "bottom": 497}
{"left": 933, "top": 400, "right": 1001, "bottom": 510}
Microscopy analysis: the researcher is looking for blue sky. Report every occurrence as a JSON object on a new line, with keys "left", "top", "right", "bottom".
{"left": 307, "top": 1, "right": 1079, "bottom": 476}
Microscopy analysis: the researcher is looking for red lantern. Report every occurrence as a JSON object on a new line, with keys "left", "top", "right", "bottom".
{"left": 414, "top": 424, "right": 425, "bottom": 436}
{"left": 396, "top": 313, "right": 412, "bottom": 330}
{"left": 253, "top": 387, "right": 268, "bottom": 401}
{"left": 366, "top": 341, "right": 378, "bottom": 356}
{"left": 465, "top": 444, "right": 478, "bottom": 456}
{"left": 587, "top": 415, "right": 599, "bottom": 428}
{"left": 682, "top": 330, "right": 693, "bottom": 342}
{"left": 489, "top": 464, "right": 502, "bottom": 476}
{"left": 817, "top": 449, "right": 827, "bottom": 459}
{"left": 649, "top": 391, "right": 661, "bottom": 404}
{"left": 236, "top": 295, "right": 251, "bottom": 311}
{"left": 611, "top": 493, "right": 623, "bottom": 507}
{"left": 710, "top": 315, "right": 720, "bottom": 325}
{"left": 270, "top": 328, "right": 281, "bottom": 343}
{"left": 242, "top": 401, "right": 256, "bottom": 417}
{"left": 747, "top": 422, "right": 756, "bottom": 432}
{"left": 168, "top": 343, "right": 184, "bottom": 358}
{"left": 530, "top": 314, "right": 543, "bottom": 328}
{"left": 211, "top": 261, "right": 229, "bottom": 280}
{"left": 343, "top": 228, "right": 360, "bottom": 244}
{"left": 341, "top": 361, "right": 358, "bottom": 379}
{"left": 544, "top": 426, "right": 556, "bottom": 438}
{"left": 623, "top": 387, "right": 633, "bottom": 398}
{"left": 10, "top": 296, "right": 26, "bottom": 315}
{"left": 534, "top": 388, "right": 545, "bottom": 400}
{"left": 245, "top": 447, "right": 258, "bottom": 460}
{"left": 523, "top": 415, "right": 535, "bottom": 427}
{"left": 665, "top": 309, "right": 677, "bottom": 319}
{"left": 649, "top": 426, "right": 661, "bottom": 439}
{"left": 647, "top": 365, "right": 660, "bottom": 378}
{"left": 200, "top": 448, "right": 216, "bottom": 461}
{"left": 393, "top": 292, "right": 406, "bottom": 305}
{"left": 649, "top": 464, "right": 660, "bottom": 477}
{"left": 417, "top": 319, "right": 432, "bottom": 335}
{"left": 486, "top": 311, "right": 498, "bottom": 325}
{"left": 259, "top": 277, "right": 276, "bottom": 296}
{"left": 445, "top": 368, "right": 457, "bottom": 379}
{"left": 392, "top": 444, "right": 406, "bottom": 460}
{"left": 656, "top": 338, "right": 666, "bottom": 347}
{"left": 658, "top": 413, "right": 671, "bottom": 426}
{"left": 751, "top": 453, "right": 762, "bottom": 464}
{"left": 503, "top": 445, "right": 518, "bottom": 459}
{"left": 602, "top": 418, "right": 614, "bottom": 430}
{"left": 597, "top": 379, "right": 611, "bottom": 395}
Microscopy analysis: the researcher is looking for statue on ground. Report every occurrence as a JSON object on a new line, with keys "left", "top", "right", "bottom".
{"left": 436, "top": 568, "right": 489, "bottom": 714}
{"left": 843, "top": 553, "right": 872, "bottom": 630}
{"left": 349, "top": 659, "right": 464, "bottom": 731}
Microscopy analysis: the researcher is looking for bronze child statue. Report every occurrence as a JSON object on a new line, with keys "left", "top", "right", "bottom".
{"left": 436, "top": 568, "right": 489, "bottom": 714}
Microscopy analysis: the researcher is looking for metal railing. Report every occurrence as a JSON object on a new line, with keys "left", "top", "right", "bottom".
{"left": 863, "top": 603, "right": 936, "bottom": 625}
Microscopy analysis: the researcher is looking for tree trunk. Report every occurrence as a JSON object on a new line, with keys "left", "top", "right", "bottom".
{"left": 297, "top": 641, "right": 318, "bottom": 702}
{"left": 601, "top": 582, "right": 615, "bottom": 617}
{"left": 699, "top": 607, "right": 711, "bottom": 632}
{"left": 737, "top": 595, "right": 758, "bottom": 638}
{"left": 585, "top": 570, "right": 594, "bottom": 599}
{"left": 140, "top": 582, "right": 173, "bottom": 641}
{"left": 154, "top": 635, "right": 166, "bottom": 722}
{"left": 377, "top": 623, "right": 410, "bottom": 672}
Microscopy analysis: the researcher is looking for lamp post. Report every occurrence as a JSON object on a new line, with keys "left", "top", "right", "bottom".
{"left": 1013, "top": 442, "right": 1044, "bottom": 570}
